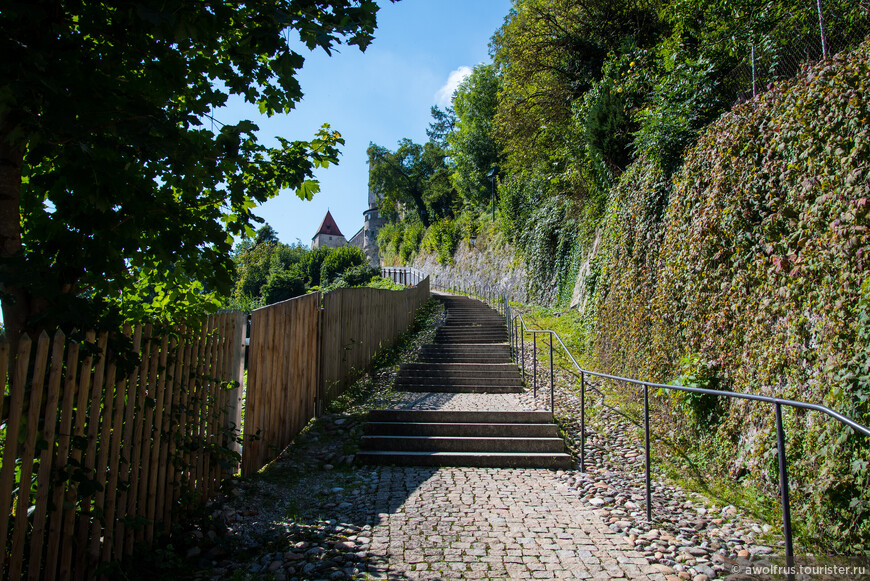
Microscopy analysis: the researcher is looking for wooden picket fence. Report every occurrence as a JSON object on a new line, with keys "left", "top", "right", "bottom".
{"left": 2, "top": 280, "right": 430, "bottom": 576}
{"left": 242, "top": 278, "right": 430, "bottom": 475}
{"left": 0, "top": 312, "right": 246, "bottom": 580}
{"left": 320, "top": 279, "right": 430, "bottom": 402}
{"left": 242, "top": 293, "right": 320, "bottom": 476}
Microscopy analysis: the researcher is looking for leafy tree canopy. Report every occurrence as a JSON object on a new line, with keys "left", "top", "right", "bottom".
{"left": 367, "top": 138, "right": 457, "bottom": 227}
{"left": 0, "top": 0, "right": 391, "bottom": 341}
{"left": 448, "top": 63, "right": 502, "bottom": 208}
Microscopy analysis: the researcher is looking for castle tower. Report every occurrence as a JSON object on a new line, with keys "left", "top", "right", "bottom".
{"left": 363, "top": 188, "right": 386, "bottom": 267}
{"left": 311, "top": 210, "right": 346, "bottom": 249}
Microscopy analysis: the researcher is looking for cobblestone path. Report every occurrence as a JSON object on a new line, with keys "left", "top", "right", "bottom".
{"left": 362, "top": 393, "right": 665, "bottom": 580}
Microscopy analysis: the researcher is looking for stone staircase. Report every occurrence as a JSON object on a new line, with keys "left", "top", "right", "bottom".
{"left": 357, "top": 293, "right": 572, "bottom": 469}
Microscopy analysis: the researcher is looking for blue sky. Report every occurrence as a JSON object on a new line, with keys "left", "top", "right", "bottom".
{"left": 219, "top": 0, "right": 513, "bottom": 246}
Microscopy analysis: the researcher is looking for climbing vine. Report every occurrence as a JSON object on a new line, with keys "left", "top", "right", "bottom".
{"left": 589, "top": 40, "right": 870, "bottom": 551}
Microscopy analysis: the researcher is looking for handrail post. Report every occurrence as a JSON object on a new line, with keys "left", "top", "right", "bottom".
{"left": 776, "top": 403, "right": 795, "bottom": 574}
{"left": 520, "top": 321, "right": 525, "bottom": 382}
{"left": 549, "top": 332, "right": 554, "bottom": 414}
{"left": 580, "top": 371, "right": 586, "bottom": 472}
{"left": 533, "top": 333, "right": 537, "bottom": 399}
{"left": 644, "top": 382, "right": 652, "bottom": 522}
{"left": 509, "top": 306, "right": 514, "bottom": 360}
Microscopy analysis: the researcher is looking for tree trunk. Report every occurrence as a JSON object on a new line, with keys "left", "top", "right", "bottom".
{"left": 410, "top": 188, "right": 431, "bottom": 227}
{"left": 0, "top": 118, "right": 27, "bottom": 346}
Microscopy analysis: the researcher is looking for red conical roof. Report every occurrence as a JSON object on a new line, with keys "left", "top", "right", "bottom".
{"left": 314, "top": 210, "right": 343, "bottom": 238}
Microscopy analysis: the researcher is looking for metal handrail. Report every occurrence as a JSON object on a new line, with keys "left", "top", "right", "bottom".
{"left": 502, "top": 295, "right": 870, "bottom": 570}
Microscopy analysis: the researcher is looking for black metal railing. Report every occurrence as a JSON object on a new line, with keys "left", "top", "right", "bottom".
{"left": 501, "top": 295, "right": 870, "bottom": 569}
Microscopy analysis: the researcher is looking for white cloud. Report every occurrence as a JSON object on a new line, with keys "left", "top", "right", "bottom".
{"left": 434, "top": 65, "right": 472, "bottom": 106}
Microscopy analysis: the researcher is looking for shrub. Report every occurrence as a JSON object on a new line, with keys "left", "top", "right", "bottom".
{"left": 421, "top": 218, "right": 459, "bottom": 265}
{"left": 262, "top": 268, "right": 306, "bottom": 304}
{"left": 320, "top": 245, "right": 366, "bottom": 285}
{"left": 299, "top": 246, "right": 331, "bottom": 287}
{"left": 338, "top": 264, "right": 379, "bottom": 287}
{"left": 399, "top": 221, "right": 425, "bottom": 264}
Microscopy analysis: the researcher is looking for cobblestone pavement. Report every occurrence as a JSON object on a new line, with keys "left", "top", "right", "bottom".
{"left": 363, "top": 465, "right": 665, "bottom": 580}
{"left": 362, "top": 390, "right": 665, "bottom": 580}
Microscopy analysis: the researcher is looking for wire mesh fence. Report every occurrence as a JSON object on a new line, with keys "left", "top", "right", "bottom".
{"left": 725, "top": 0, "right": 870, "bottom": 103}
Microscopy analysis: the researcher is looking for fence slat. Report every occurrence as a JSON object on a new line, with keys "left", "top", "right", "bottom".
{"left": 59, "top": 330, "right": 97, "bottom": 581}
{"left": 192, "top": 322, "right": 209, "bottom": 501}
{"left": 158, "top": 336, "right": 181, "bottom": 533}
{"left": 74, "top": 332, "right": 109, "bottom": 579}
{"left": 45, "top": 337, "right": 80, "bottom": 581}
{"left": 164, "top": 331, "right": 190, "bottom": 531}
{"left": 28, "top": 331, "right": 66, "bottom": 581}
{"left": 102, "top": 325, "right": 135, "bottom": 563}
{"left": 0, "top": 335, "right": 21, "bottom": 577}
{"left": 10, "top": 333, "right": 51, "bottom": 580}
{"left": 115, "top": 324, "right": 142, "bottom": 558}
{"left": 88, "top": 335, "right": 117, "bottom": 568}
{"left": 144, "top": 334, "right": 169, "bottom": 543}
{"left": 126, "top": 324, "right": 152, "bottom": 554}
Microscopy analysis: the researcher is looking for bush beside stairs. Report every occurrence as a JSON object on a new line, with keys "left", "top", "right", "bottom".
{"left": 356, "top": 293, "right": 572, "bottom": 469}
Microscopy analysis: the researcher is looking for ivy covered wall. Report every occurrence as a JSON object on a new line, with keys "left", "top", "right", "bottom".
{"left": 588, "top": 41, "right": 870, "bottom": 550}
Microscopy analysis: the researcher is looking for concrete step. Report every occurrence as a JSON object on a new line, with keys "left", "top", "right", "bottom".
{"left": 444, "top": 313, "right": 502, "bottom": 319}
{"left": 416, "top": 357, "right": 512, "bottom": 364}
{"left": 434, "top": 337, "right": 508, "bottom": 345}
{"left": 359, "top": 435, "right": 566, "bottom": 453}
{"left": 355, "top": 450, "right": 573, "bottom": 469}
{"left": 435, "top": 325, "right": 507, "bottom": 335}
{"left": 419, "top": 345, "right": 511, "bottom": 357}
{"left": 364, "top": 421, "right": 560, "bottom": 437}
{"left": 396, "top": 377, "right": 523, "bottom": 387}
{"left": 394, "top": 383, "right": 523, "bottom": 393}
{"left": 398, "top": 366, "right": 520, "bottom": 379}
{"left": 367, "top": 410, "right": 555, "bottom": 423}
{"left": 401, "top": 362, "right": 517, "bottom": 370}
{"left": 395, "top": 375, "right": 522, "bottom": 386}
{"left": 443, "top": 320, "right": 505, "bottom": 327}
{"left": 396, "top": 377, "right": 522, "bottom": 386}
{"left": 435, "top": 329, "right": 507, "bottom": 337}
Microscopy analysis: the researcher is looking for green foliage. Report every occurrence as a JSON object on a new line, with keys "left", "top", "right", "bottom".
{"left": 319, "top": 265, "right": 385, "bottom": 292}
{"left": 364, "top": 276, "right": 405, "bottom": 291}
{"left": 1, "top": 0, "right": 383, "bottom": 339}
{"left": 399, "top": 222, "right": 426, "bottom": 264}
{"left": 228, "top": 225, "right": 377, "bottom": 308}
{"left": 426, "top": 105, "right": 457, "bottom": 147}
{"left": 633, "top": 53, "right": 722, "bottom": 175}
{"left": 588, "top": 41, "right": 870, "bottom": 551}
{"left": 367, "top": 139, "right": 457, "bottom": 227}
{"left": 578, "top": 47, "right": 650, "bottom": 186}
{"left": 261, "top": 268, "right": 307, "bottom": 304}
{"left": 667, "top": 354, "right": 726, "bottom": 431}
{"left": 233, "top": 242, "right": 278, "bottom": 300}
{"left": 299, "top": 246, "right": 332, "bottom": 288}
{"left": 230, "top": 224, "right": 310, "bottom": 307}
{"left": 421, "top": 219, "right": 460, "bottom": 265}
{"left": 320, "top": 246, "right": 366, "bottom": 285}
{"left": 377, "top": 220, "right": 426, "bottom": 266}
{"left": 448, "top": 64, "right": 502, "bottom": 207}
{"left": 455, "top": 208, "right": 482, "bottom": 242}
